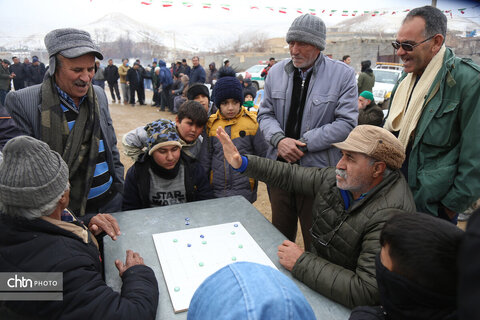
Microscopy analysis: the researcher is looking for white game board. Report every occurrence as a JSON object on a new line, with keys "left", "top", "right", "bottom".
{"left": 152, "top": 221, "right": 277, "bottom": 313}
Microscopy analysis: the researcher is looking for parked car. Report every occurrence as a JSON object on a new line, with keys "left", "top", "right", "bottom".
{"left": 237, "top": 64, "right": 267, "bottom": 90}
{"left": 372, "top": 62, "right": 403, "bottom": 107}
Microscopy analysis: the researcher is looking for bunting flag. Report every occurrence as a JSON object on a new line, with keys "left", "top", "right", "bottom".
{"left": 135, "top": 1, "right": 475, "bottom": 19}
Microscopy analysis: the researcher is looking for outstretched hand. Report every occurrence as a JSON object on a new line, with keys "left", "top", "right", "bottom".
{"left": 216, "top": 127, "right": 242, "bottom": 169}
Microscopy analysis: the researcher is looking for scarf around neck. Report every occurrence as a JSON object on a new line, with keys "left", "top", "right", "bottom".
{"left": 384, "top": 45, "right": 446, "bottom": 149}
{"left": 40, "top": 74, "right": 101, "bottom": 216}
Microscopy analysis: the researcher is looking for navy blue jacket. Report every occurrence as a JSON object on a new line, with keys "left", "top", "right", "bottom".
{"left": 27, "top": 63, "right": 46, "bottom": 85}
{"left": 189, "top": 65, "right": 206, "bottom": 84}
{"left": 0, "top": 107, "right": 22, "bottom": 151}
{"left": 0, "top": 214, "right": 159, "bottom": 319}
{"left": 123, "top": 151, "right": 213, "bottom": 211}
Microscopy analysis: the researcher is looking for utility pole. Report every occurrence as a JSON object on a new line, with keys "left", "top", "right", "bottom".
{"left": 431, "top": 0, "right": 437, "bottom": 7}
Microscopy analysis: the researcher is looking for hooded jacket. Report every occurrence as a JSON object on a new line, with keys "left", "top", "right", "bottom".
{"left": 157, "top": 60, "right": 173, "bottom": 88}
{"left": 358, "top": 71, "right": 375, "bottom": 94}
{"left": 200, "top": 107, "right": 269, "bottom": 203}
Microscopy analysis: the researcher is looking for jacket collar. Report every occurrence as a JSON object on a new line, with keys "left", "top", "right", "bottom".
{"left": 284, "top": 53, "right": 325, "bottom": 76}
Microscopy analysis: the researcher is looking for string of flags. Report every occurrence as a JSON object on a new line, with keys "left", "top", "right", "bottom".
{"left": 130, "top": 0, "right": 477, "bottom": 18}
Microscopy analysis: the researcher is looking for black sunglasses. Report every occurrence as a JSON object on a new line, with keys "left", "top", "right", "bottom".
{"left": 392, "top": 35, "right": 435, "bottom": 52}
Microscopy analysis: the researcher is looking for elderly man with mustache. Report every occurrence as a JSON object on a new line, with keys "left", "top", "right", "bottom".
{"left": 216, "top": 124, "right": 416, "bottom": 308}
{"left": 5, "top": 28, "right": 124, "bottom": 222}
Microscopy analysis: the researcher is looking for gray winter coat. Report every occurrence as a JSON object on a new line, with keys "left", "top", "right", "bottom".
{"left": 258, "top": 54, "right": 358, "bottom": 168}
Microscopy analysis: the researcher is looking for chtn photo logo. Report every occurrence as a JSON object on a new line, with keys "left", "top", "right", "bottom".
{"left": 7, "top": 275, "right": 33, "bottom": 288}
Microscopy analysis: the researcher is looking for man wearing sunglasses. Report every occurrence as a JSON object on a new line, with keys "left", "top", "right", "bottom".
{"left": 384, "top": 6, "right": 480, "bottom": 224}
{"left": 216, "top": 124, "right": 416, "bottom": 308}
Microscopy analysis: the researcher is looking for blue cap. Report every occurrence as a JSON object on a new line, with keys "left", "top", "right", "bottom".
{"left": 188, "top": 262, "right": 316, "bottom": 320}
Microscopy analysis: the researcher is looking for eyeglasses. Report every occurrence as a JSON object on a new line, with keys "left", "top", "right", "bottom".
{"left": 309, "top": 209, "right": 348, "bottom": 247}
{"left": 392, "top": 35, "right": 435, "bottom": 52}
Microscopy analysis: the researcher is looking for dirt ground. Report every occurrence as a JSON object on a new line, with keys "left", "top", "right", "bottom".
{"left": 108, "top": 89, "right": 306, "bottom": 248}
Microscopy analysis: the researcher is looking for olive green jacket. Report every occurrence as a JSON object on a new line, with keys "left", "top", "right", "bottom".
{"left": 357, "top": 71, "right": 375, "bottom": 94}
{"left": 387, "top": 47, "right": 480, "bottom": 216}
{"left": 243, "top": 155, "right": 415, "bottom": 308}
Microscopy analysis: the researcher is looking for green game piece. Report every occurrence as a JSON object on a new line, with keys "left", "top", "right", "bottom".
{"left": 173, "top": 239, "right": 178, "bottom": 243}
{"left": 199, "top": 262, "right": 204, "bottom": 267}
{"left": 231, "top": 256, "right": 237, "bottom": 261}
{"left": 174, "top": 287, "right": 180, "bottom": 292}
{"left": 230, "top": 231, "right": 236, "bottom": 235}
{"left": 238, "top": 244, "right": 243, "bottom": 249}
{"left": 202, "top": 240, "right": 207, "bottom": 244}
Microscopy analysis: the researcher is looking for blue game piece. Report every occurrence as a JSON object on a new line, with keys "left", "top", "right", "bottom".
{"left": 234, "top": 223, "right": 238, "bottom": 227}
{"left": 200, "top": 235, "right": 204, "bottom": 238}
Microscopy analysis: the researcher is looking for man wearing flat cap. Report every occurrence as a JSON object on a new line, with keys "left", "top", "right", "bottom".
{"left": 0, "top": 136, "right": 158, "bottom": 319}
{"left": 258, "top": 14, "right": 358, "bottom": 250}
{"left": 5, "top": 28, "right": 124, "bottom": 217}
{"left": 216, "top": 124, "right": 416, "bottom": 308}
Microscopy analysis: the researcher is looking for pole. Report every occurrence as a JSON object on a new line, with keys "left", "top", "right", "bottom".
{"left": 431, "top": 0, "right": 437, "bottom": 7}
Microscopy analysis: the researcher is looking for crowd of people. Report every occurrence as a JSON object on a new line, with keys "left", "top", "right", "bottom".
{"left": 0, "top": 55, "right": 46, "bottom": 105}
{"left": 0, "top": 4, "right": 479, "bottom": 320}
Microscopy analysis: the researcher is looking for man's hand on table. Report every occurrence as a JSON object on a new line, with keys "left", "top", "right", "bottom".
{"left": 277, "top": 240, "right": 304, "bottom": 271}
{"left": 115, "top": 250, "right": 145, "bottom": 277}
{"left": 88, "top": 213, "right": 121, "bottom": 240}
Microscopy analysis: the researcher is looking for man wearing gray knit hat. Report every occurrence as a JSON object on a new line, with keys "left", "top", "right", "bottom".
{"left": 0, "top": 135, "right": 159, "bottom": 319}
{"left": 258, "top": 14, "right": 359, "bottom": 250}
{"left": 4, "top": 27, "right": 124, "bottom": 217}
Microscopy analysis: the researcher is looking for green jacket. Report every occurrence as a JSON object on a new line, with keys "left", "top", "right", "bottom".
{"left": 388, "top": 47, "right": 480, "bottom": 216}
{"left": 0, "top": 66, "right": 11, "bottom": 91}
{"left": 357, "top": 71, "right": 375, "bottom": 94}
{"left": 243, "top": 155, "right": 416, "bottom": 308}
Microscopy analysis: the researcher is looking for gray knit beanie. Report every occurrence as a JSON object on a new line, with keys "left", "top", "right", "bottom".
{"left": 286, "top": 14, "right": 326, "bottom": 51}
{"left": 0, "top": 136, "right": 69, "bottom": 209}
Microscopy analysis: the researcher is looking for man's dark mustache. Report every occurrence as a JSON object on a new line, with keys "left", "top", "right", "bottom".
{"left": 74, "top": 80, "right": 89, "bottom": 86}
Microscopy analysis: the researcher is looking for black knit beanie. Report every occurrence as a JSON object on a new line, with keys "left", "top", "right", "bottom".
{"left": 214, "top": 67, "right": 244, "bottom": 106}
{"left": 187, "top": 83, "right": 210, "bottom": 101}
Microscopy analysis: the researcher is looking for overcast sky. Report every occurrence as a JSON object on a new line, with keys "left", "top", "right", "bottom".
{"left": 2, "top": 0, "right": 479, "bottom": 39}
